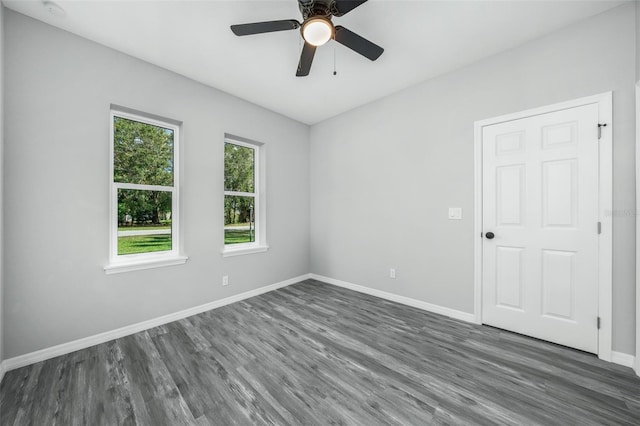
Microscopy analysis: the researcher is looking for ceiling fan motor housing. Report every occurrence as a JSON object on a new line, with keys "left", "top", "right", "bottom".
{"left": 298, "top": 0, "right": 332, "bottom": 20}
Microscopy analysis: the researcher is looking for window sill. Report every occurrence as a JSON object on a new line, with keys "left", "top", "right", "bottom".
{"left": 222, "top": 244, "right": 269, "bottom": 258}
{"left": 104, "top": 255, "right": 188, "bottom": 274}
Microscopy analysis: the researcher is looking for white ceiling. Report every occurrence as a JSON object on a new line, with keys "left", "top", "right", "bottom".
{"left": 4, "top": 0, "right": 628, "bottom": 124}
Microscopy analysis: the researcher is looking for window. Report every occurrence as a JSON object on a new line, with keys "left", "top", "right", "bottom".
{"left": 223, "top": 136, "right": 267, "bottom": 256}
{"left": 105, "top": 108, "right": 186, "bottom": 273}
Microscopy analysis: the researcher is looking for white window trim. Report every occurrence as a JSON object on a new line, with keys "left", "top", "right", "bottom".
{"left": 105, "top": 108, "right": 187, "bottom": 274}
{"left": 222, "top": 136, "right": 268, "bottom": 257}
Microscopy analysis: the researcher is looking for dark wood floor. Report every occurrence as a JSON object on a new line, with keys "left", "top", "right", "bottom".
{"left": 1, "top": 280, "right": 639, "bottom": 425}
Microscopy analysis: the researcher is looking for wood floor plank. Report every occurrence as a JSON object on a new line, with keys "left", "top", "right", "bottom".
{"left": 2, "top": 279, "right": 640, "bottom": 425}
{"left": 117, "top": 331, "right": 196, "bottom": 425}
{"left": 6, "top": 362, "right": 43, "bottom": 426}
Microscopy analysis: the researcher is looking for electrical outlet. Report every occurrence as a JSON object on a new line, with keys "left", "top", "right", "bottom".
{"left": 389, "top": 268, "right": 396, "bottom": 279}
{"left": 222, "top": 275, "right": 229, "bottom": 286}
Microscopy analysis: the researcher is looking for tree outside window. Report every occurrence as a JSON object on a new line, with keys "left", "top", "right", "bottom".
{"left": 112, "top": 114, "right": 176, "bottom": 256}
{"left": 224, "top": 141, "right": 258, "bottom": 245}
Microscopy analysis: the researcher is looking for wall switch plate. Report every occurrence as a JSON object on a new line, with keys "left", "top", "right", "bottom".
{"left": 222, "top": 275, "right": 229, "bottom": 286}
{"left": 389, "top": 268, "right": 396, "bottom": 279}
{"left": 448, "top": 207, "right": 463, "bottom": 220}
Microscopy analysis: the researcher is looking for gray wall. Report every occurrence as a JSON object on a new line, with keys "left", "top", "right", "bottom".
{"left": 637, "top": 1, "right": 640, "bottom": 81}
{"left": 3, "top": 10, "right": 310, "bottom": 359}
{"left": 0, "top": 4, "right": 5, "bottom": 364}
{"left": 310, "top": 4, "right": 637, "bottom": 354}
{"left": 635, "top": 1, "right": 640, "bottom": 375}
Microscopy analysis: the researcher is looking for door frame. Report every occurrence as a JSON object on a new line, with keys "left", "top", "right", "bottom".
{"left": 635, "top": 83, "right": 640, "bottom": 376}
{"left": 473, "top": 92, "right": 613, "bottom": 361}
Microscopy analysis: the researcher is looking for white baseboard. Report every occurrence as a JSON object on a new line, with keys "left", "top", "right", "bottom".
{"left": 2, "top": 273, "right": 311, "bottom": 374}
{"left": 0, "top": 360, "right": 6, "bottom": 384}
{"left": 310, "top": 273, "right": 476, "bottom": 323}
{"left": 611, "top": 351, "right": 636, "bottom": 369}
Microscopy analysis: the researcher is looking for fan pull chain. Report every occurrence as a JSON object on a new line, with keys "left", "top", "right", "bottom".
{"left": 333, "top": 47, "right": 337, "bottom": 76}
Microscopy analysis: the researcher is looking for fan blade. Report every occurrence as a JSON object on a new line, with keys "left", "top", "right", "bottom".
{"left": 334, "top": 26, "right": 383, "bottom": 61}
{"left": 296, "top": 42, "right": 316, "bottom": 77}
{"left": 333, "top": 0, "right": 368, "bottom": 16}
{"left": 231, "top": 20, "right": 300, "bottom": 36}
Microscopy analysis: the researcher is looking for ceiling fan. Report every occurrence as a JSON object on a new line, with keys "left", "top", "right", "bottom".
{"left": 230, "top": 0, "right": 384, "bottom": 77}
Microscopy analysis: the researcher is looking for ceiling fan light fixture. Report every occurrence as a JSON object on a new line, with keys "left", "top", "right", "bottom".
{"left": 302, "top": 18, "right": 333, "bottom": 46}
{"left": 230, "top": 0, "right": 383, "bottom": 77}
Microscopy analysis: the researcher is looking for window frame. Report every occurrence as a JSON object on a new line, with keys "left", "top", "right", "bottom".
{"left": 223, "top": 136, "right": 268, "bottom": 257}
{"left": 105, "top": 107, "right": 186, "bottom": 274}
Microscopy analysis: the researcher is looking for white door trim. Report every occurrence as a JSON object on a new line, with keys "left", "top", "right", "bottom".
{"left": 473, "top": 92, "right": 613, "bottom": 361}
{"left": 635, "top": 83, "right": 640, "bottom": 376}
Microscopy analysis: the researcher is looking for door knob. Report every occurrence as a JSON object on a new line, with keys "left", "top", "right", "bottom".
{"left": 485, "top": 232, "right": 495, "bottom": 239}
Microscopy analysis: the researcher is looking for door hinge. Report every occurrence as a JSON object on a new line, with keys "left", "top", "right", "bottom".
{"left": 597, "top": 317, "right": 601, "bottom": 329}
{"left": 597, "top": 221, "right": 602, "bottom": 234}
{"left": 598, "top": 123, "right": 607, "bottom": 139}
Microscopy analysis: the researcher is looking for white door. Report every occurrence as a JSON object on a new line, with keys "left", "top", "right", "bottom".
{"left": 482, "top": 104, "right": 600, "bottom": 354}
